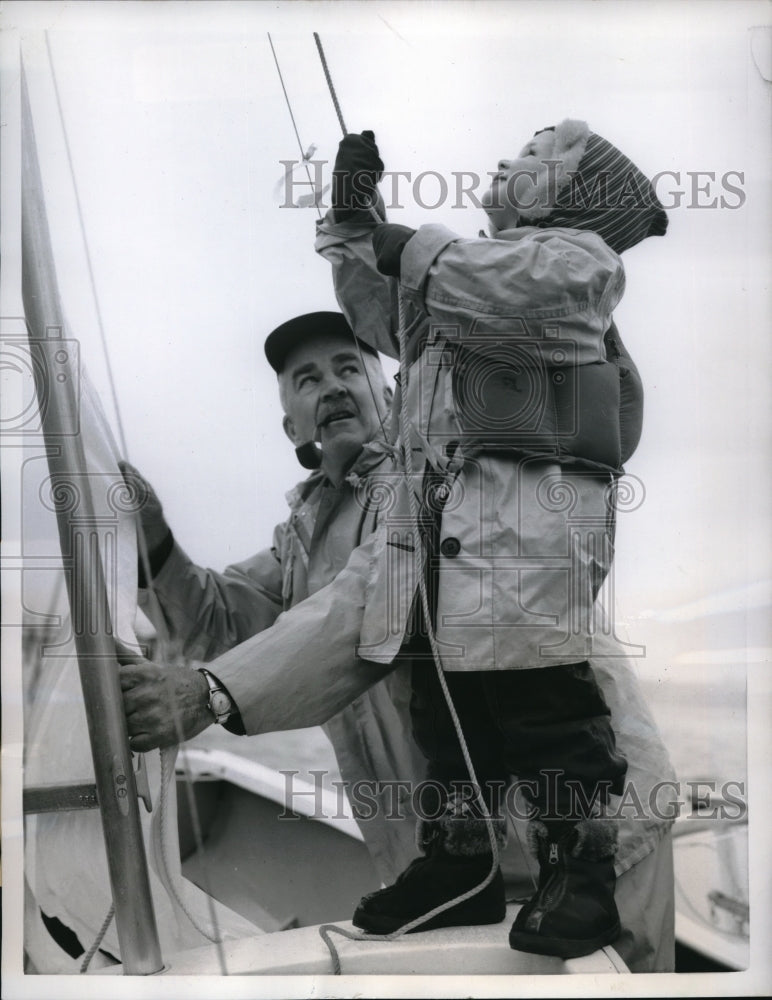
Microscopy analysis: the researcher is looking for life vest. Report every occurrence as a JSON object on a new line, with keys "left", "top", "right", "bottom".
{"left": 447, "top": 321, "right": 642, "bottom": 475}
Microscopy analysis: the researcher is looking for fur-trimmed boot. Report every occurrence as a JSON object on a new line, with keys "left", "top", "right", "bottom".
{"left": 352, "top": 799, "right": 507, "bottom": 935}
{"left": 508, "top": 819, "right": 621, "bottom": 959}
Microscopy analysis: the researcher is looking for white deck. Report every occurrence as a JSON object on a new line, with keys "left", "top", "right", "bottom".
{"left": 92, "top": 904, "right": 628, "bottom": 976}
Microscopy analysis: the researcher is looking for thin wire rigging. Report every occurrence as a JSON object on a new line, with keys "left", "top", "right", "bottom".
{"left": 268, "top": 33, "right": 323, "bottom": 221}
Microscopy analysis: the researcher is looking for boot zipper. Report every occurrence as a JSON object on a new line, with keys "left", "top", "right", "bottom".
{"left": 540, "top": 844, "right": 565, "bottom": 910}
{"left": 525, "top": 862, "right": 564, "bottom": 929}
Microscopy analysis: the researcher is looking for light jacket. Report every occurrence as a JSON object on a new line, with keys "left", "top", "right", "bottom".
{"left": 316, "top": 215, "right": 633, "bottom": 669}
{"left": 145, "top": 443, "right": 425, "bottom": 880}
{"left": 145, "top": 444, "right": 674, "bottom": 884}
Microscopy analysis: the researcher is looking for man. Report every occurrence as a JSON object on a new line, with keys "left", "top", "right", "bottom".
{"left": 123, "top": 310, "right": 426, "bottom": 880}
{"left": 121, "top": 301, "right": 676, "bottom": 970}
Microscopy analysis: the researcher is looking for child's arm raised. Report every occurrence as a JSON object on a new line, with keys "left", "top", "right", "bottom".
{"left": 398, "top": 224, "right": 626, "bottom": 366}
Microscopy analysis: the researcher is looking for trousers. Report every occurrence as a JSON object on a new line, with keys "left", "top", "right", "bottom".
{"left": 408, "top": 661, "right": 628, "bottom": 819}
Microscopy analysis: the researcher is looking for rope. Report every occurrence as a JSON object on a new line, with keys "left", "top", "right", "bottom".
{"left": 157, "top": 749, "right": 227, "bottom": 950}
{"left": 266, "top": 33, "right": 389, "bottom": 447}
{"left": 312, "top": 31, "right": 383, "bottom": 226}
{"left": 394, "top": 287, "right": 502, "bottom": 915}
{"left": 79, "top": 905, "right": 114, "bottom": 973}
{"left": 130, "top": 522, "right": 229, "bottom": 972}
{"left": 310, "top": 30, "right": 506, "bottom": 974}
{"left": 316, "top": 297, "right": 504, "bottom": 973}
{"left": 313, "top": 33, "right": 347, "bottom": 135}
{"left": 44, "top": 31, "right": 228, "bottom": 975}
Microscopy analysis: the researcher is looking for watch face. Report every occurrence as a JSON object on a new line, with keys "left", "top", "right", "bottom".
{"left": 209, "top": 690, "right": 232, "bottom": 720}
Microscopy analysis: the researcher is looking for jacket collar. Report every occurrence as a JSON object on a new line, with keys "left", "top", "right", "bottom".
{"left": 285, "top": 438, "right": 396, "bottom": 511}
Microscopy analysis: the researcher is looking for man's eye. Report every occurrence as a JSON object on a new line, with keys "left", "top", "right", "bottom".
{"left": 297, "top": 374, "right": 318, "bottom": 388}
{"left": 341, "top": 364, "right": 360, "bottom": 375}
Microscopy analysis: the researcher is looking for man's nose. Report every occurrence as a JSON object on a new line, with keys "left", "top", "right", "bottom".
{"left": 497, "top": 158, "right": 512, "bottom": 171}
{"left": 320, "top": 374, "right": 346, "bottom": 399}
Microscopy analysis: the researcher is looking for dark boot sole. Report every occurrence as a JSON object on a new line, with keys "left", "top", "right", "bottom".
{"left": 353, "top": 902, "right": 506, "bottom": 936}
{"left": 508, "top": 918, "right": 621, "bottom": 959}
{"left": 353, "top": 864, "right": 506, "bottom": 935}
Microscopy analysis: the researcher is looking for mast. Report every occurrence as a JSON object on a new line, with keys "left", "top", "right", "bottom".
{"left": 20, "top": 61, "right": 163, "bottom": 975}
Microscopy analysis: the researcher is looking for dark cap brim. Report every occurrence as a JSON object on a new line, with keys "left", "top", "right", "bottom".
{"left": 264, "top": 311, "right": 377, "bottom": 373}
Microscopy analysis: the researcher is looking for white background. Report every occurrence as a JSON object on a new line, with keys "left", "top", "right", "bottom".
{"left": 2, "top": 1, "right": 771, "bottom": 997}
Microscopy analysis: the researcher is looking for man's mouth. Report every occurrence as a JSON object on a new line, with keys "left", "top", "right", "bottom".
{"left": 318, "top": 407, "right": 357, "bottom": 428}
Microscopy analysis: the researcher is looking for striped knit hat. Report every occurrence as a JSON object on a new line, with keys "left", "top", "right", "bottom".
{"left": 519, "top": 120, "right": 668, "bottom": 254}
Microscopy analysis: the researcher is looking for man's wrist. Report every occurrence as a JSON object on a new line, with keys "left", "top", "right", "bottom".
{"left": 197, "top": 669, "right": 245, "bottom": 735}
{"left": 190, "top": 669, "right": 213, "bottom": 731}
{"left": 198, "top": 667, "right": 236, "bottom": 725}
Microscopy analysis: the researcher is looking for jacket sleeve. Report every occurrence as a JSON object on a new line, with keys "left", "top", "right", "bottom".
{"left": 399, "top": 224, "right": 626, "bottom": 365}
{"left": 139, "top": 527, "right": 285, "bottom": 662}
{"left": 315, "top": 208, "right": 400, "bottom": 359}
{"left": 200, "top": 526, "right": 393, "bottom": 735}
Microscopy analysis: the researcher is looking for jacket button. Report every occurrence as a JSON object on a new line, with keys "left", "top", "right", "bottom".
{"left": 440, "top": 536, "right": 461, "bottom": 557}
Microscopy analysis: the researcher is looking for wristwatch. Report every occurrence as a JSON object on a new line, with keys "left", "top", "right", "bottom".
{"left": 198, "top": 668, "right": 234, "bottom": 725}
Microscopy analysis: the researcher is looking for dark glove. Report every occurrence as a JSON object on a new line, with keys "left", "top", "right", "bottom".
{"left": 332, "top": 130, "right": 384, "bottom": 221}
{"left": 372, "top": 223, "right": 417, "bottom": 278}
{"left": 118, "top": 461, "right": 174, "bottom": 581}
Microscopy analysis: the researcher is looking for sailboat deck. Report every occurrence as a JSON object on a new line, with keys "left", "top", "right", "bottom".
{"left": 91, "top": 903, "right": 628, "bottom": 976}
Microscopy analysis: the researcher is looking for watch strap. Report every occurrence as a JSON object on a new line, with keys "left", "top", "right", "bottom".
{"left": 198, "top": 668, "right": 234, "bottom": 724}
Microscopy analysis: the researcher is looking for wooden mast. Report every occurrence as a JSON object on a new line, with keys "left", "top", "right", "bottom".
{"left": 20, "top": 60, "right": 163, "bottom": 975}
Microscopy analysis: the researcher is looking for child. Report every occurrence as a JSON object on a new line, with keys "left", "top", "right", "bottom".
{"left": 316, "top": 120, "right": 668, "bottom": 958}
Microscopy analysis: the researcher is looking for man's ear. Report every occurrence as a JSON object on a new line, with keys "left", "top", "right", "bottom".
{"left": 282, "top": 413, "right": 299, "bottom": 445}
{"left": 382, "top": 384, "right": 394, "bottom": 411}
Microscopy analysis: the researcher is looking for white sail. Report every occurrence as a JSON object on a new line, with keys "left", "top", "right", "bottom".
{"left": 17, "top": 40, "right": 258, "bottom": 973}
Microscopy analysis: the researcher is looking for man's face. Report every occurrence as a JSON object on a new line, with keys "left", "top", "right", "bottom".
{"left": 482, "top": 129, "right": 558, "bottom": 232}
{"left": 280, "top": 334, "right": 391, "bottom": 474}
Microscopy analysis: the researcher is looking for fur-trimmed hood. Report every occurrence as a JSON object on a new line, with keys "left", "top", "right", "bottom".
{"left": 508, "top": 118, "right": 668, "bottom": 254}
{"left": 511, "top": 119, "right": 591, "bottom": 222}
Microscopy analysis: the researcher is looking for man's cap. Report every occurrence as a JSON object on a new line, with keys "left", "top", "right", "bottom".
{"left": 264, "top": 311, "right": 377, "bottom": 373}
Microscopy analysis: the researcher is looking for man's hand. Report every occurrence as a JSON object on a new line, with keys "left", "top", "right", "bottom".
{"left": 118, "top": 460, "right": 171, "bottom": 554}
{"left": 332, "top": 130, "right": 384, "bottom": 221}
{"left": 372, "top": 223, "right": 417, "bottom": 278}
{"left": 118, "top": 645, "right": 212, "bottom": 752}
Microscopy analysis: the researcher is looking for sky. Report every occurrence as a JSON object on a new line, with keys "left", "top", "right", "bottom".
{"left": 2, "top": 2, "right": 771, "bottom": 994}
